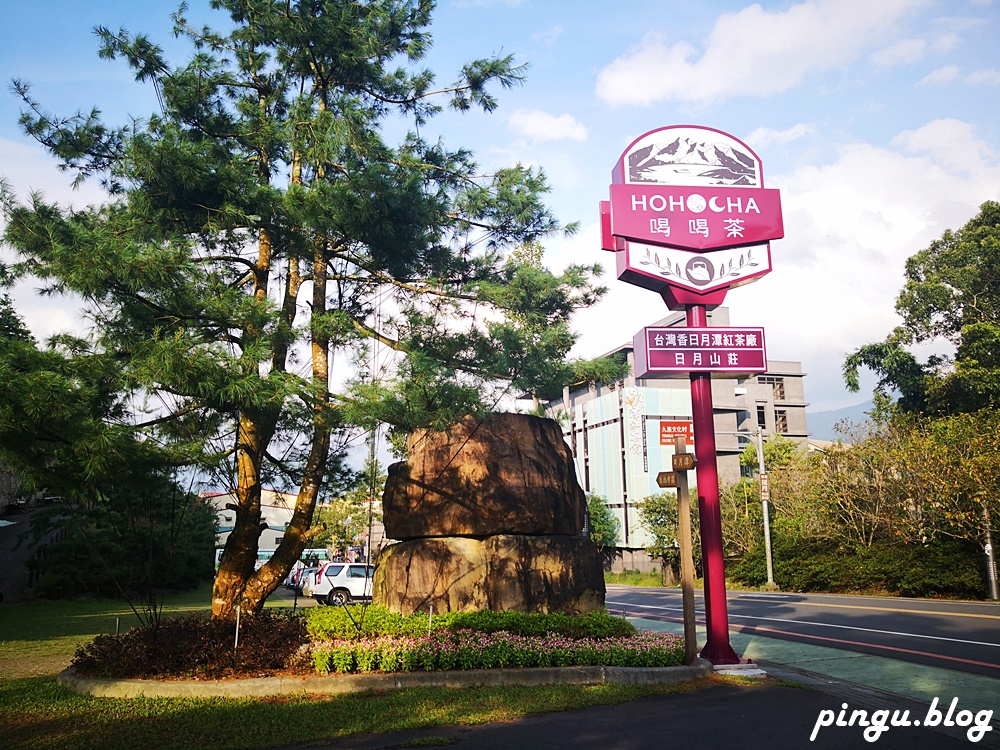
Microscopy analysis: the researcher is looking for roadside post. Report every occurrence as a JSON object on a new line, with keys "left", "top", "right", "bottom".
{"left": 984, "top": 503, "right": 999, "bottom": 601}
{"left": 602, "top": 125, "right": 784, "bottom": 663}
{"left": 673, "top": 435, "right": 699, "bottom": 665}
{"left": 756, "top": 428, "right": 776, "bottom": 588}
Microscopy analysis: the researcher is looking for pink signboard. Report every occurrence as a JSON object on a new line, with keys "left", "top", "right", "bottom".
{"left": 608, "top": 184, "right": 783, "bottom": 251}
{"left": 633, "top": 326, "right": 767, "bottom": 378}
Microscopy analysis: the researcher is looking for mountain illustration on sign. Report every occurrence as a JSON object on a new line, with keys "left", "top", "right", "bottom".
{"left": 628, "top": 137, "right": 757, "bottom": 186}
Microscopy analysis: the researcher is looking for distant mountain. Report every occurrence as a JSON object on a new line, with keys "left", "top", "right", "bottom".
{"left": 807, "top": 400, "right": 875, "bottom": 442}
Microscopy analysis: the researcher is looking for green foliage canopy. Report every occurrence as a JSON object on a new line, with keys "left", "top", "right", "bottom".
{"left": 844, "top": 200, "right": 1000, "bottom": 415}
{"left": 637, "top": 491, "right": 700, "bottom": 572}
{"left": 585, "top": 494, "right": 620, "bottom": 558}
{"left": 1, "top": 0, "right": 611, "bottom": 618}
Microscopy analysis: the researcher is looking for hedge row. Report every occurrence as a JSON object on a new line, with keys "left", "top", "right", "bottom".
{"left": 312, "top": 629, "right": 684, "bottom": 674}
{"left": 728, "top": 538, "right": 985, "bottom": 598}
{"left": 305, "top": 606, "right": 636, "bottom": 642}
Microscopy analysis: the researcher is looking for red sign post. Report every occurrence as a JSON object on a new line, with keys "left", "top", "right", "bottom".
{"left": 603, "top": 125, "right": 783, "bottom": 665}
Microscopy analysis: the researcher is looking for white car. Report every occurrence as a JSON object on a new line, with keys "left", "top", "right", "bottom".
{"left": 302, "top": 562, "right": 374, "bottom": 606}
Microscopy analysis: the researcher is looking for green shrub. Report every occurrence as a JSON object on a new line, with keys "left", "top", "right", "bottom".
{"left": 310, "top": 630, "right": 684, "bottom": 675}
{"left": 729, "top": 538, "right": 985, "bottom": 598}
{"left": 305, "top": 606, "right": 636, "bottom": 642}
{"left": 305, "top": 605, "right": 433, "bottom": 641}
{"left": 71, "top": 610, "right": 308, "bottom": 678}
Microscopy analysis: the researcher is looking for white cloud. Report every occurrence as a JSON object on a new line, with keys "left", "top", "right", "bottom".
{"left": 744, "top": 124, "right": 816, "bottom": 149}
{"left": 0, "top": 137, "right": 108, "bottom": 207}
{"left": 919, "top": 64, "right": 960, "bottom": 85}
{"left": 919, "top": 65, "right": 1000, "bottom": 86}
{"left": 870, "top": 38, "right": 927, "bottom": 66}
{"left": 965, "top": 68, "right": 1000, "bottom": 85}
{"left": 533, "top": 25, "right": 563, "bottom": 46}
{"left": 891, "top": 119, "right": 995, "bottom": 173}
{"left": 507, "top": 109, "right": 588, "bottom": 143}
{"left": 595, "top": 0, "right": 929, "bottom": 105}
{"left": 930, "top": 31, "right": 961, "bottom": 52}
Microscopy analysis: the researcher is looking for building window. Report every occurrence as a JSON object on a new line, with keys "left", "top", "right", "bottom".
{"left": 774, "top": 409, "right": 788, "bottom": 434}
{"left": 274, "top": 536, "right": 284, "bottom": 545}
{"left": 759, "top": 376, "right": 785, "bottom": 400}
{"left": 756, "top": 404, "right": 767, "bottom": 428}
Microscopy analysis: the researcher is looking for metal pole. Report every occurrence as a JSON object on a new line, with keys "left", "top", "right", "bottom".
{"left": 674, "top": 435, "right": 699, "bottom": 665}
{"left": 757, "top": 429, "right": 776, "bottom": 588}
{"left": 687, "top": 304, "right": 739, "bottom": 664}
{"left": 984, "top": 503, "right": 999, "bottom": 601}
{"left": 234, "top": 605, "right": 241, "bottom": 651}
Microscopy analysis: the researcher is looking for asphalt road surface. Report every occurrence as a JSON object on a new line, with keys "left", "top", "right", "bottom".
{"left": 606, "top": 585, "right": 1000, "bottom": 678}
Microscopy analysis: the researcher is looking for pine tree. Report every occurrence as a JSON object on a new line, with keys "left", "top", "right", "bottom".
{"left": 2, "top": 1, "right": 615, "bottom": 619}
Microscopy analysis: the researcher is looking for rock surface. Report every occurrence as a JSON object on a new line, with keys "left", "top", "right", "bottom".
{"left": 381, "top": 413, "right": 585, "bottom": 540}
{"left": 373, "top": 534, "right": 605, "bottom": 615}
{"left": 374, "top": 413, "right": 604, "bottom": 616}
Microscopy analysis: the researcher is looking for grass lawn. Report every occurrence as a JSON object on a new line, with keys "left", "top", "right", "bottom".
{"left": 0, "top": 585, "right": 217, "bottom": 679}
{"left": 1, "top": 675, "right": 730, "bottom": 750}
{"left": 605, "top": 570, "right": 671, "bottom": 588}
{"left": 0, "top": 585, "right": 765, "bottom": 750}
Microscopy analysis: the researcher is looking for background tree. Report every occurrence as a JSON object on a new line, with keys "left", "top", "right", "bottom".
{"left": 309, "top": 458, "right": 386, "bottom": 559}
{"left": 845, "top": 200, "right": 1000, "bottom": 415}
{"left": 585, "top": 494, "right": 620, "bottom": 569}
{"left": 2, "top": 1, "right": 613, "bottom": 620}
{"left": 637, "top": 492, "right": 700, "bottom": 586}
{"left": 26, "top": 479, "right": 216, "bottom": 607}
{"left": 736, "top": 434, "right": 825, "bottom": 542}
{"left": 0, "top": 288, "right": 214, "bottom": 612}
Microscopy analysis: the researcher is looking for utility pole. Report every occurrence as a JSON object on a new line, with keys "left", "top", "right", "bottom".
{"left": 984, "top": 503, "right": 998, "bottom": 601}
{"left": 756, "top": 429, "right": 776, "bottom": 589}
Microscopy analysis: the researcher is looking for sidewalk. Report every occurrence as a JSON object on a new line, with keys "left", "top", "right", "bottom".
{"left": 633, "top": 616, "right": 1000, "bottom": 718}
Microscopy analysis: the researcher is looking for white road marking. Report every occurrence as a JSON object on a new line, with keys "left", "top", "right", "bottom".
{"left": 605, "top": 599, "right": 1000, "bottom": 650}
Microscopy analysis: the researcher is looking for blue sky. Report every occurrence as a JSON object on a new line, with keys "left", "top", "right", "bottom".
{"left": 2, "top": 0, "right": 999, "bottom": 412}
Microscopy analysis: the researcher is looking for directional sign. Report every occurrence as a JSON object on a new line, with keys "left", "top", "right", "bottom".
{"left": 672, "top": 453, "right": 697, "bottom": 471}
{"left": 660, "top": 421, "right": 694, "bottom": 446}
{"left": 656, "top": 471, "right": 677, "bottom": 489}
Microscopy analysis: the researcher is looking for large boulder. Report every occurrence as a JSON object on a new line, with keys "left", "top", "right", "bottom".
{"left": 373, "top": 534, "right": 605, "bottom": 615}
{"left": 382, "top": 413, "right": 585, "bottom": 540}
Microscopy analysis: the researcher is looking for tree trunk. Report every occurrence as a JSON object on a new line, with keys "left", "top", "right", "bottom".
{"left": 212, "top": 414, "right": 266, "bottom": 620}
{"left": 661, "top": 560, "right": 676, "bottom": 587}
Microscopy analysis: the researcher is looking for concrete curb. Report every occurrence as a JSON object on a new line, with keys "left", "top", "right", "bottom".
{"left": 57, "top": 660, "right": 713, "bottom": 699}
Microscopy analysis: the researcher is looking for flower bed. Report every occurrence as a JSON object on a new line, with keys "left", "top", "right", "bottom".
{"left": 67, "top": 606, "right": 685, "bottom": 680}
{"left": 312, "top": 628, "right": 684, "bottom": 674}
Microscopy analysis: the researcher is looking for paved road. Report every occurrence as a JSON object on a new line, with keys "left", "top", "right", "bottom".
{"left": 606, "top": 585, "right": 1000, "bottom": 678}
{"left": 274, "top": 682, "right": 983, "bottom": 750}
